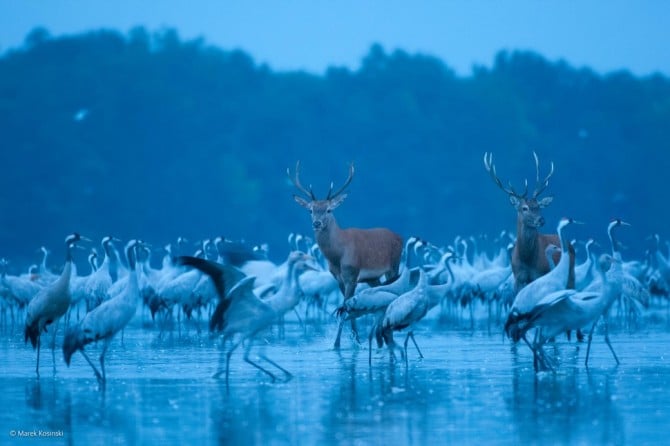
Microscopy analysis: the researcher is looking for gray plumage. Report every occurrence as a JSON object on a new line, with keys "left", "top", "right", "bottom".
{"left": 63, "top": 240, "right": 142, "bottom": 384}
{"left": 25, "top": 233, "right": 86, "bottom": 376}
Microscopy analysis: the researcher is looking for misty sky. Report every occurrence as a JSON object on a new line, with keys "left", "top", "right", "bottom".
{"left": 1, "top": 0, "right": 668, "bottom": 76}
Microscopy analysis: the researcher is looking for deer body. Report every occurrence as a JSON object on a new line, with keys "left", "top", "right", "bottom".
{"left": 513, "top": 216, "right": 573, "bottom": 290}
{"left": 317, "top": 222, "right": 403, "bottom": 295}
{"left": 484, "top": 152, "right": 575, "bottom": 293}
{"left": 289, "top": 161, "right": 403, "bottom": 348}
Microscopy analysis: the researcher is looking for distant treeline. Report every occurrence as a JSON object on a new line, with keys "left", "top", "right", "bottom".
{"left": 1, "top": 27, "right": 668, "bottom": 267}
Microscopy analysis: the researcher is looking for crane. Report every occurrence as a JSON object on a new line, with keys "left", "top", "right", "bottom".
{"left": 63, "top": 240, "right": 145, "bottom": 384}
{"left": 25, "top": 233, "right": 88, "bottom": 376}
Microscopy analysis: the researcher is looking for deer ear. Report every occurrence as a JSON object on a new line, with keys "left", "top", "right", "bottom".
{"left": 328, "top": 194, "right": 347, "bottom": 210}
{"left": 538, "top": 196, "right": 554, "bottom": 208}
{"left": 293, "top": 195, "right": 312, "bottom": 209}
{"left": 509, "top": 195, "right": 520, "bottom": 207}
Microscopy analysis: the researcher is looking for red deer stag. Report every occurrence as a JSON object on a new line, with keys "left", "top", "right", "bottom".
{"left": 288, "top": 161, "right": 404, "bottom": 348}
{"left": 483, "top": 152, "right": 575, "bottom": 293}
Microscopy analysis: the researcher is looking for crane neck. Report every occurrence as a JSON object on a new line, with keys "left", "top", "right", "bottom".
{"left": 267, "top": 260, "right": 302, "bottom": 314}
{"left": 608, "top": 224, "right": 624, "bottom": 258}
{"left": 125, "top": 243, "right": 137, "bottom": 271}
{"left": 443, "top": 257, "right": 455, "bottom": 284}
{"left": 40, "top": 250, "right": 49, "bottom": 272}
{"left": 56, "top": 257, "right": 73, "bottom": 291}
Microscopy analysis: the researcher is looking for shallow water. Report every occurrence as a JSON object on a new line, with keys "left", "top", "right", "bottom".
{"left": 1, "top": 310, "right": 670, "bottom": 445}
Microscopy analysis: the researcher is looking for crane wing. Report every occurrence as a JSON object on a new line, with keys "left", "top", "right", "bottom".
{"left": 174, "top": 256, "right": 245, "bottom": 300}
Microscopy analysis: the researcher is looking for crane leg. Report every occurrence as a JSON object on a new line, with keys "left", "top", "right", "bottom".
{"left": 50, "top": 320, "right": 60, "bottom": 375}
{"left": 100, "top": 339, "right": 111, "bottom": 383}
{"left": 603, "top": 322, "right": 620, "bottom": 365}
{"left": 585, "top": 321, "right": 598, "bottom": 367}
{"left": 225, "top": 350, "right": 233, "bottom": 389}
{"left": 403, "top": 334, "right": 410, "bottom": 368}
{"left": 350, "top": 318, "right": 361, "bottom": 344}
{"left": 214, "top": 338, "right": 242, "bottom": 390}
{"left": 212, "top": 349, "right": 226, "bottom": 380}
{"left": 36, "top": 336, "right": 41, "bottom": 377}
{"left": 522, "top": 334, "right": 539, "bottom": 372}
{"left": 80, "top": 349, "right": 103, "bottom": 383}
{"left": 523, "top": 331, "right": 554, "bottom": 372}
{"left": 243, "top": 343, "right": 277, "bottom": 382}
{"left": 259, "top": 354, "right": 292, "bottom": 382}
{"left": 293, "top": 308, "right": 304, "bottom": 330}
{"left": 333, "top": 319, "right": 344, "bottom": 349}
{"left": 408, "top": 331, "right": 424, "bottom": 358}
{"left": 368, "top": 324, "right": 375, "bottom": 366}
{"left": 386, "top": 334, "right": 400, "bottom": 364}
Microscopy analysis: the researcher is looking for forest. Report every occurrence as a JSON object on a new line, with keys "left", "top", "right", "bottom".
{"left": 1, "top": 27, "right": 669, "bottom": 267}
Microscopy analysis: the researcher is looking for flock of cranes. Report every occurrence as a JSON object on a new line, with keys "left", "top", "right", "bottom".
{"left": 1, "top": 154, "right": 669, "bottom": 386}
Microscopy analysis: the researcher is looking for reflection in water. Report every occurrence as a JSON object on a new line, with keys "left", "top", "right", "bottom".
{"left": 508, "top": 361, "right": 624, "bottom": 445}
{"left": 320, "top": 349, "right": 445, "bottom": 445}
{"left": 1, "top": 327, "right": 670, "bottom": 444}
{"left": 23, "top": 378, "right": 73, "bottom": 439}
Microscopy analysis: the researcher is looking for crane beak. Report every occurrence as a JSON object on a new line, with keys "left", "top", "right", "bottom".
{"left": 302, "top": 263, "right": 320, "bottom": 272}
{"left": 298, "top": 254, "right": 320, "bottom": 271}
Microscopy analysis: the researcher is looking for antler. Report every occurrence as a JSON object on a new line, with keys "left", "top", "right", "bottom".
{"left": 483, "top": 152, "right": 528, "bottom": 198}
{"left": 287, "top": 160, "right": 316, "bottom": 200}
{"left": 326, "top": 162, "right": 355, "bottom": 200}
{"left": 531, "top": 151, "right": 555, "bottom": 199}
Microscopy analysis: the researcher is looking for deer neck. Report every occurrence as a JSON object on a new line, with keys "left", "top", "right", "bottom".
{"left": 315, "top": 218, "right": 345, "bottom": 265}
{"left": 516, "top": 221, "right": 540, "bottom": 263}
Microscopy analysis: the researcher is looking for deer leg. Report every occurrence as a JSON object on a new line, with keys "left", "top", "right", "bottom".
{"left": 341, "top": 271, "right": 361, "bottom": 345}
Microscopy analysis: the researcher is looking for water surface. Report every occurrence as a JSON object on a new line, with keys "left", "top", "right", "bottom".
{"left": 1, "top": 312, "right": 669, "bottom": 445}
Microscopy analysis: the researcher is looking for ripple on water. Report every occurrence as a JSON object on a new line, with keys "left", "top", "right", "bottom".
{"left": 1, "top": 318, "right": 670, "bottom": 445}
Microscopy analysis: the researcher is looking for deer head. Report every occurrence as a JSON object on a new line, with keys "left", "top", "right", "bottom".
{"left": 484, "top": 152, "right": 555, "bottom": 229}
{"left": 288, "top": 161, "right": 354, "bottom": 233}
